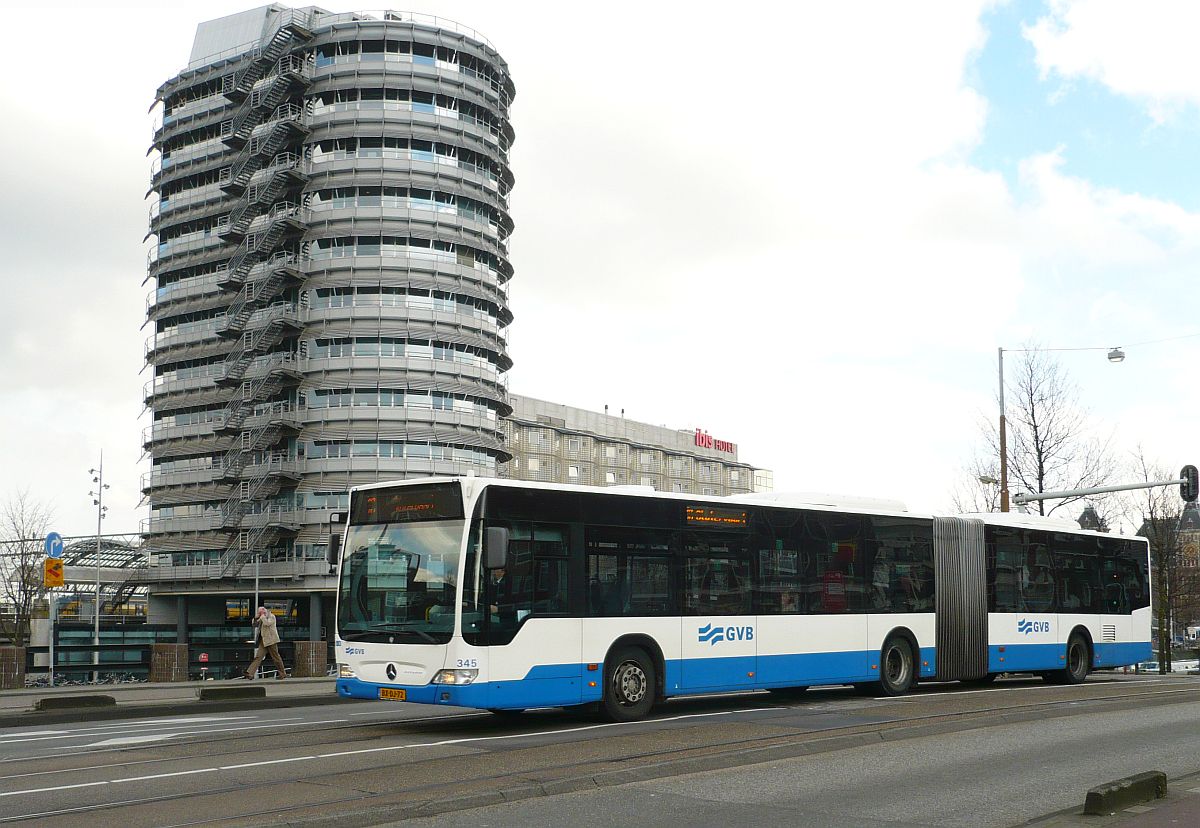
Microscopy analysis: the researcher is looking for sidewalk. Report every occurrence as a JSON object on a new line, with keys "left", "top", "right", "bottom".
{"left": 0, "top": 676, "right": 352, "bottom": 727}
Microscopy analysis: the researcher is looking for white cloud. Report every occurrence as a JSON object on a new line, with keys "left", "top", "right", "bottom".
{"left": 1025, "top": 0, "right": 1200, "bottom": 121}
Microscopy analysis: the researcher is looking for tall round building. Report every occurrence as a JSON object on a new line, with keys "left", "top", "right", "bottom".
{"left": 144, "top": 6, "right": 514, "bottom": 584}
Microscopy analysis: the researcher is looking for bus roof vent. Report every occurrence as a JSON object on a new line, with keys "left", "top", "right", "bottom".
{"left": 733, "top": 492, "right": 908, "bottom": 513}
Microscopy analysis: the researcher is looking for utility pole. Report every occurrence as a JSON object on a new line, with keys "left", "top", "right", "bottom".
{"left": 89, "top": 453, "right": 109, "bottom": 683}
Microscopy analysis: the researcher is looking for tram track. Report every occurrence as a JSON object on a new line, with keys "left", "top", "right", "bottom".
{"left": 1, "top": 677, "right": 1196, "bottom": 826}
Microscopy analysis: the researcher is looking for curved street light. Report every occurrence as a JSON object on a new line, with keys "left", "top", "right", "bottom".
{"left": 997, "top": 346, "right": 1124, "bottom": 513}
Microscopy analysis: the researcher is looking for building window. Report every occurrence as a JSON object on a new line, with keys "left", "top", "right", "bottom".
{"left": 605, "top": 472, "right": 616, "bottom": 484}
{"left": 527, "top": 429, "right": 545, "bottom": 446}
{"left": 527, "top": 458, "right": 541, "bottom": 472}
{"left": 730, "top": 470, "right": 740, "bottom": 482}
{"left": 640, "top": 476, "right": 654, "bottom": 488}
{"left": 702, "top": 487, "right": 716, "bottom": 496}
{"left": 604, "top": 445, "right": 616, "bottom": 459}
{"left": 568, "top": 465, "right": 579, "bottom": 479}
{"left": 568, "top": 437, "right": 580, "bottom": 452}
{"left": 672, "top": 482, "right": 688, "bottom": 493}
{"left": 639, "top": 451, "right": 653, "bottom": 467}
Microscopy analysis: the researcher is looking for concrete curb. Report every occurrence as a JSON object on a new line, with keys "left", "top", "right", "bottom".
{"left": 33, "top": 695, "right": 116, "bottom": 711}
{"left": 197, "top": 686, "right": 266, "bottom": 701}
{"left": 1083, "top": 771, "right": 1167, "bottom": 815}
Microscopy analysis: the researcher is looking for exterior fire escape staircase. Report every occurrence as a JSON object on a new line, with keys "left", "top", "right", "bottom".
{"left": 209, "top": 14, "right": 313, "bottom": 580}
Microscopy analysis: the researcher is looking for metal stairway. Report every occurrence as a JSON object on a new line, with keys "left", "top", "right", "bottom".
{"left": 219, "top": 106, "right": 310, "bottom": 195}
{"left": 217, "top": 152, "right": 308, "bottom": 240}
{"left": 217, "top": 506, "right": 302, "bottom": 579}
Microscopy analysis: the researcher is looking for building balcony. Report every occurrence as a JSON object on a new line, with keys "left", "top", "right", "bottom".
{"left": 141, "top": 513, "right": 222, "bottom": 535}
{"left": 133, "top": 556, "right": 332, "bottom": 584}
{"left": 142, "top": 419, "right": 224, "bottom": 448}
{"left": 140, "top": 466, "right": 219, "bottom": 492}
{"left": 144, "top": 372, "right": 222, "bottom": 403}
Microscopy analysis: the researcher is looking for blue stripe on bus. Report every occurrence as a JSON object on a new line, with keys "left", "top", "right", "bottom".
{"left": 991, "top": 641, "right": 1152, "bottom": 672}
{"left": 336, "top": 641, "right": 1152, "bottom": 710}
{"left": 1093, "top": 641, "right": 1151, "bottom": 668}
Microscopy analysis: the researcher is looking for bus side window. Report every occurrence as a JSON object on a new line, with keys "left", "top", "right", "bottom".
{"left": 531, "top": 524, "right": 568, "bottom": 614}
{"left": 1021, "top": 531, "right": 1056, "bottom": 613}
{"left": 685, "top": 556, "right": 750, "bottom": 615}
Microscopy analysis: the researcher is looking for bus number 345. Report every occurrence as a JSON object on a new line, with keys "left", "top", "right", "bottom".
{"left": 455, "top": 659, "right": 479, "bottom": 668}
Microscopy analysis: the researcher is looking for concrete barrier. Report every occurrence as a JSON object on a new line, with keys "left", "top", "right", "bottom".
{"left": 197, "top": 685, "right": 266, "bottom": 701}
{"left": 34, "top": 695, "right": 116, "bottom": 711}
{"left": 1083, "top": 770, "right": 1167, "bottom": 815}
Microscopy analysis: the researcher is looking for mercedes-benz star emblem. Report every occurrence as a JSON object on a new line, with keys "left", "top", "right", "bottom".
{"left": 386, "top": 663, "right": 397, "bottom": 681}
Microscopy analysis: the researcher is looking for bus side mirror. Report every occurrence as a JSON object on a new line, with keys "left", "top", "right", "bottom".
{"left": 327, "top": 533, "right": 342, "bottom": 566}
{"left": 485, "top": 526, "right": 509, "bottom": 569}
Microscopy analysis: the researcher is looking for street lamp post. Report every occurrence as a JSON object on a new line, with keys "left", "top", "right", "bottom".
{"left": 996, "top": 346, "right": 1125, "bottom": 512}
{"left": 89, "top": 453, "right": 109, "bottom": 683}
{"left": 998, "top": 348, "right": 1009, "bottom": 512}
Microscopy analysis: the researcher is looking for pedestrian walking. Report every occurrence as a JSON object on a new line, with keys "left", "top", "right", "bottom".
{"left": 244, "top": 606, "right": 287, "bottom": 680}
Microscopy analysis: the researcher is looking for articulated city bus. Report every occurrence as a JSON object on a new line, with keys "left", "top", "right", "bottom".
{"left": 332, "top": 477, "right": 1151, "bottom": 721}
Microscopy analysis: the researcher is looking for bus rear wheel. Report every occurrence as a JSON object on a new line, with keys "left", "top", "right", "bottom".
{"left": 878, "top": 636, "right": 915, "bottom": 696}
{"left": 601, "top": 647, "right": 655, "bottom": 722}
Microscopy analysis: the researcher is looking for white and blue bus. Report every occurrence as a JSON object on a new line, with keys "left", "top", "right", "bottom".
{"left": 332, "top": 477, "right": 1151, "bottom": 721}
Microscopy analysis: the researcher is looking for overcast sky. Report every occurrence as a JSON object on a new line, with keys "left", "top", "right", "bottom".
{"left": 1, "top": 0, "right": 1197, "bottom": 537}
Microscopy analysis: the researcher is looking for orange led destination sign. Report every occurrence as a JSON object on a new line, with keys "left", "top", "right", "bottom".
{"left": 686, "top": 505, "right": 749, "bottom": 527}
{"left": 351, "top": 483, "right": 464, "bottom": 524}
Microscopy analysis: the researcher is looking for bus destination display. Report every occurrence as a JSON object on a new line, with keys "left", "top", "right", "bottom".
{"left": 351, "top": 484, "right": 464, "bottom": 524}
{"left": 685, "top": 505, "right": 749, "bottom": 527}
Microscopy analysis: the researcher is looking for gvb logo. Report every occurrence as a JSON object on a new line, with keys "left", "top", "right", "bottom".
{"left": 698, "top": 623, "right": 754, "bottom": 646}
{"left": 1018, "top": 619, "right": 1050, "bottom": 635}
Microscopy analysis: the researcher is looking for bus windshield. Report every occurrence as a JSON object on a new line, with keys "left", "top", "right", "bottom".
{"left": 337, "top": 519, "right": 464, "bottom": 644}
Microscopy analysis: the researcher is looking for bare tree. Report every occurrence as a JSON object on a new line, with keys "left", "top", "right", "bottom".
{"left": 958, "top": 346, "right": 1116, "bottom": 517}
{"left": 950, "top": 456, "right": 1000, "bottom": 514}
{"left": 1121, "top": 451, "right": 1186, "bottom": 673}
{"left": 0, "top": 491, "right": 53, "bottom": 648}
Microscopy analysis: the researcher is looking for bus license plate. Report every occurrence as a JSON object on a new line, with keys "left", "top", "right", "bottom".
{"left": 379, "top": 688, "right": 406, "bottom": 701}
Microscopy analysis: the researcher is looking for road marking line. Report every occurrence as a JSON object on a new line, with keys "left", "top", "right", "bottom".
{"left": 0, "top": 707, "right": 778, "bottom": 799}
{"left": 130, "top": 768, "right": 214, "bottom": 782}
{"left": 0, "top": 716, "right": 262, "bottom": 742}
{"left": 87, "top": 735, "right": 178, "bottom": 748}
{"left": 0, "top": 780, "right": 110, "bottom": 797}
{"left": 0, "top": 710, "right": 284, "bottom": 744}
{"left": 220, "top": 756, "right": 313, "bottom": 771}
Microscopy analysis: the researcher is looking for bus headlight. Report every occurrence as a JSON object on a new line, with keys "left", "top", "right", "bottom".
{"left": 432, "top": 669, "right": 478, "bottom": 685}
{"left": 338, "top": 663, "right": 357, "bottom": 678}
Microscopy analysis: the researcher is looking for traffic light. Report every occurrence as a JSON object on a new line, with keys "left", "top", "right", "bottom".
{"left": 1182, "top": 465, "right": 1199, "bottom": 502}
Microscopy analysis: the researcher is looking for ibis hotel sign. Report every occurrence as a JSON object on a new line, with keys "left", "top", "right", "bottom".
{"left": 694, "top": 429, "right": 736, "bottom": 455}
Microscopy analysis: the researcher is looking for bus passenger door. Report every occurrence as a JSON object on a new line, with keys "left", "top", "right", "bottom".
{"left": 680, "top": 554, "right": 756, "bottom": 691}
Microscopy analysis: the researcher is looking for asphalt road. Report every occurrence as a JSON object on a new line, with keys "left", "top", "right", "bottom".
{"left": 0, "top": 674, "right": 1196, "bottom": 827}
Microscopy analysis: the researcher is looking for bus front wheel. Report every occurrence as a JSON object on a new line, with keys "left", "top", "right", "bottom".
{"left": 601, "top": 647, "right": 655, "bottom": 722}
{"left": 878, "top": 636, "right": 915, "bottom": 696}
{"left": 1046, "top": 634, "right": 1090, "bottom": 685}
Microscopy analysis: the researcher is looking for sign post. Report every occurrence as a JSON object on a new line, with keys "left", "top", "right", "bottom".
{"left": 44, "top": 533, "right": 63, "bottom": 688}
